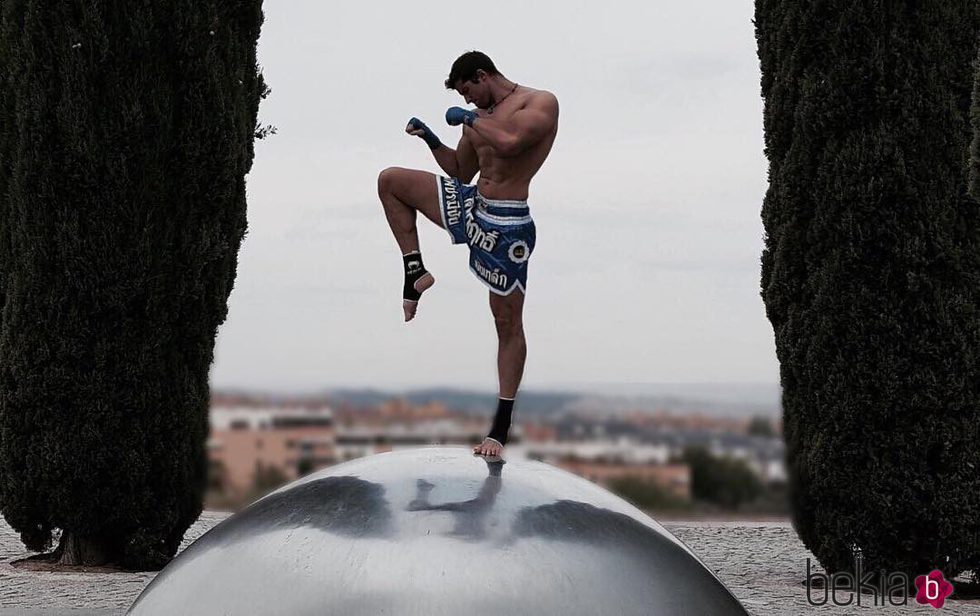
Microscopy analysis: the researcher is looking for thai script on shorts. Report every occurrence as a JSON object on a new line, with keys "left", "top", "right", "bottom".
{"left": 465, "top": 213, "right": 500, "bottom": 251}
{"left": 473, "top": 258, "right": 508, "bottom": 288}
{"left": 442, "top": 177, "right": 461, "bottom": 227}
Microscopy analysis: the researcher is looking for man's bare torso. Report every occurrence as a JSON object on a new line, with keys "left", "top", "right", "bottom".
{"left": 466, "top": 86, "right": 558, "bottom": 201}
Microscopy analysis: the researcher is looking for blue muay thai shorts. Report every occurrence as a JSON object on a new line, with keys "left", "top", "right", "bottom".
{"left": 435, "top": 175, "right": 536, "bottom": 296}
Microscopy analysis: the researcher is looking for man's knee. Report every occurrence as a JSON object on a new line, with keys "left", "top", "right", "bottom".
{"left": 377, "top": 166, "right": 405, "bottom": 196}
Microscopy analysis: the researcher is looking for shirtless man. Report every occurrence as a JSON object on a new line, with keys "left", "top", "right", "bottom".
{"left": 376, "top": 51, "right": 559, "bottom": 458}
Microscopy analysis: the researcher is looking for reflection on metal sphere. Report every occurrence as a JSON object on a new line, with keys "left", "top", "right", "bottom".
{"left": 128, "top": 447, "right": 749, "bottom": 615}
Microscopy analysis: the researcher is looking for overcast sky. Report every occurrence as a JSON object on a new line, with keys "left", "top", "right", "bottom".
{"left": 209, "top": 0, "right": 779, "bottom": 394}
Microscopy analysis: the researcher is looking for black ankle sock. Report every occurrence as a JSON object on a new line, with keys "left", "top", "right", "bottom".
{"left": 402, "top": 251, "right": 429, "bottom": 301}
{"left": 486, "top": 397, "right": 515, "bottom": 446}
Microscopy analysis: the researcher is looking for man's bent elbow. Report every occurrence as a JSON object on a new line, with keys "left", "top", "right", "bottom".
{"left": 439, "top": 162, "right": 459, "bottom": 179}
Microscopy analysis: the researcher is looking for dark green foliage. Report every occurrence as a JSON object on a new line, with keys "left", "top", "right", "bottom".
{"left": 756, "top": 1, "right": 980, "bottom": 579}
{"left": 746, "top": 415, "right": 775, "bottom": 438}
{"left": 736, "top": 480, "right": 789, "bottom": 516}
{"left": 972, "top": 44, "right": 980, "bottom": 199}
{"left": 0, "top": 2, "right": 267, "bottom": 569}
{"left": 247, "top": 461, "right": 289, "bottom": 503}
{"left": 207, "top": 459, "right": 228, "bottom": 493}
{"left": 296, "top": 456, "right": 315, "bottom": 477}
{"left": 682, "top": 447, "right": 763, "bottom": 510}
{"left": 606, "top": 476, "right": 691, "bottom": 513}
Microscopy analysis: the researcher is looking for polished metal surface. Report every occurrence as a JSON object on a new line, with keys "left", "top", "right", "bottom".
{"left": 127, "top": 447, "right": 749, "bottom": 615}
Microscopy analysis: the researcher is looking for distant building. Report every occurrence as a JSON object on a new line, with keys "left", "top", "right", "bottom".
{"left": 333, "top": 418, "right": 498, "bottom": 460}
{"left": 523, "top": 439, "right": 689, "bottom": 499}
{"left": 206, "top": 395, "right": 781, "bottom": 503}
{"left": 524, "top": 439, "right": 671, "bottom": 465}
{"left": 555, "top": 459, "right": 691, "bottom": 500}
{"left": 207, "top": 399, "right": 526, "bottom": 496}
{"left": 209, "top": 403, "right": 336, "bottom": 496}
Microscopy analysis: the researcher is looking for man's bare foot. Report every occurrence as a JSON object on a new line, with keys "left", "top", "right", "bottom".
{"left": 403, "top": 272, "right": 435, "bottom": 322}
{"left": 473, "top": 437, "right": 503, "bottom": 457}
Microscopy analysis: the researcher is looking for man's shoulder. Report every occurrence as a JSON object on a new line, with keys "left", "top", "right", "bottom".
{"left": 522, "top": 87, "right": 559, "bottom": 113}
{"left": 523, "top": 86, "right": 557, "bottom": 102}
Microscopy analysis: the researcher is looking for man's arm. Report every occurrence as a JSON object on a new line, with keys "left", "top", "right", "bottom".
{"left": 426, "top": 137, "right": 476, "bottom": 181}
{"left": 406, "top": 117, "right": 466, "bottom": 178}
{"left": 405, "top": 118, "right": 479, "bottom": 184}
{"left": 452, "top": 92, "right": 558, "bottom": 157}
{"left": 430, "top": 144, "right": 460, "bottom": 178}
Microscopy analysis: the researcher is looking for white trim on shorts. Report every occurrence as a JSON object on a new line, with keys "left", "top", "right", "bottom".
{"left": 474, "top": 210, "right": 533, "bottom": 226}
{"left": 468, "top": 259, "right": 527, "bottom": 295}
{"left": 436, "top": 175, "right": 456, "bottom": 242}
{"left": 476, "top": 191, "right": 528, "bottom": 208}
{"left": 468, "top": 263, "right": 527, "bottom": 296}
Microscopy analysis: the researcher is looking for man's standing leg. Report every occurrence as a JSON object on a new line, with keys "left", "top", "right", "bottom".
{"left": 474, "top": 290, "right": 526, "bottom": 456}
{"left": 376, "top": 167, "right": 444, "bottom": 321}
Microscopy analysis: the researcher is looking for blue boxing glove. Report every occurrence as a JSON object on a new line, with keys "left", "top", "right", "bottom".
{"left": 407, "top": 117, "right": 443, "bottom": 150}
{"left": 446, "top": 107, "right": 478, "bottom": 127}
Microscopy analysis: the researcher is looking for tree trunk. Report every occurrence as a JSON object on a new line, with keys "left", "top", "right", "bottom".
{"left": 55, "top": 531, "right": 114, "bottom": 567}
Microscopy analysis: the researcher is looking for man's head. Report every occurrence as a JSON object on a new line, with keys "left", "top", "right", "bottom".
{"left": 445, "top": 51, "right": 500, "bottom": 109}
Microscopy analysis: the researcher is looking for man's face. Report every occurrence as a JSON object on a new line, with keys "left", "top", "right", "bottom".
{"left": 455, "top": 72, "right": 490, "bottom": 109}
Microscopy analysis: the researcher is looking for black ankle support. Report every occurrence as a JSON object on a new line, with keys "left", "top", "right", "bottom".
{"left": 486, "top": 398, "right": 514, "bottom": 446}
{"left": 402, "top": 252, "right": 428, "bottom": 301}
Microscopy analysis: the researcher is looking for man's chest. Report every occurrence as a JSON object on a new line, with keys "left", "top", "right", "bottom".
{"left": 465, "top": 105, "right": 522, "bottom": 152}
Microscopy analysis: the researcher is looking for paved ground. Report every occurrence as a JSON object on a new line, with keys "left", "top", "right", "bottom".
{"left": 1, "top": 513, "right": 977, "bottom": 615}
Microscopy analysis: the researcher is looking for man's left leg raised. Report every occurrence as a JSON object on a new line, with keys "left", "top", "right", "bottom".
{"left": 376, "top": 167, "right": 444, "bottom": 321}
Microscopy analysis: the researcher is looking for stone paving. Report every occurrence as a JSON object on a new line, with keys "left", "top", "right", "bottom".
{"left": 1, "top": 514, "right": 977, "bottom": 615}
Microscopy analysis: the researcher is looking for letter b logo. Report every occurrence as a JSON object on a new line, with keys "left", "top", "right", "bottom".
{"left": 915, "top": 570, "right": 954, "bottom": 609}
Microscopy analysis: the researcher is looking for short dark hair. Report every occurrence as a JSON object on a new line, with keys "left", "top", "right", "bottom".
{"left": 445, "top": 51, "right": 500, "bottom": 89}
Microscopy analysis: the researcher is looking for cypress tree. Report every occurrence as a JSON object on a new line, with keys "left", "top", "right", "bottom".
{"left": 971, "top": 43, "right": 980, "bottom": 199}
{"left": 0, "top": 2, "right": 268, "bottom": 569}
{"left": 756, "top": 1, "right": 980, "bottom": 581}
